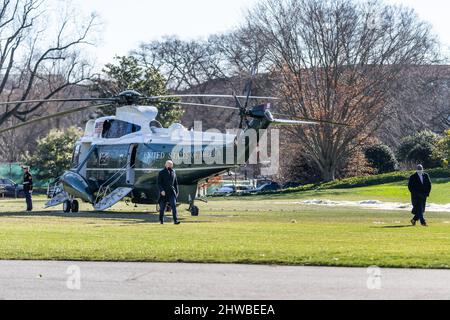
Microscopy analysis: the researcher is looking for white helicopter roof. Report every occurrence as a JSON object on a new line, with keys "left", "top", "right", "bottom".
{"left": 80, "top": 104, "right": 236, "bottom": 145}
{"left": 116, "top": 105, "right": 159, "bottom": 124}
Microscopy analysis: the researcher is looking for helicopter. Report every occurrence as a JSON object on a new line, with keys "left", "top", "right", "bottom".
{"left": 0, "top": 83, "right": 348, "bottom": 216}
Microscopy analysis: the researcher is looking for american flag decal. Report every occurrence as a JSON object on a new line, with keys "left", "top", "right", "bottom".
{"left": 94, "top": 121, "right": 104, "bottom": 137}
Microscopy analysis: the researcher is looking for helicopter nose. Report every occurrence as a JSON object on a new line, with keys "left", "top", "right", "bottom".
{"left": 60, "top": 171, "right": 95, "bottom": 204}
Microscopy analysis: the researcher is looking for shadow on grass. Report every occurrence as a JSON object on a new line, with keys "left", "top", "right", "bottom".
{"left": 372, "top": 225, "right": 414, "bottom": 229}
{"left": 223, "top": 189, "right": 354, "bottom": 201}
{"left": 0, "top": 211, "right": 212, "bottom": 225}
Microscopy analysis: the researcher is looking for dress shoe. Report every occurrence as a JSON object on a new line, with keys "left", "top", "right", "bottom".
{"left": 411, "top": 219, "right": 416, "bottom": 226}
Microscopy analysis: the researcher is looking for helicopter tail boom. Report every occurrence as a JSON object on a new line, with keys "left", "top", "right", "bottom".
{"left": 245, "top": 103, "right": 350, "bottom": 128}
{"left": 245, "top": 103, "right": 321, "bottom": 130}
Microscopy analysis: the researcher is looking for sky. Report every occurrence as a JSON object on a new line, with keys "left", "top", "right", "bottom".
{"left": 387, "top": 0, "right": 450, "bottom": 52}
{"left": 71, "top": 0, "right": 450, "bottom": 66}
{"left": 74, "top": 0, "right": 259, "bottom": 66}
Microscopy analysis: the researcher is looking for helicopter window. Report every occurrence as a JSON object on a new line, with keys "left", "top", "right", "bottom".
{"left": 87, "top": 145, "right": 129, "bottom": 169}
{"left": 87, "top": 148, "right": 99, "bottom": 168}
{"left": 71, "top": 144, "right": 81, "bottom": 168}
{"left": 102, "top": 120, "right": 141, "bottom": 139}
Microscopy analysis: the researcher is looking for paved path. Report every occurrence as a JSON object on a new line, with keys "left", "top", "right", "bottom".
{"left": 0, "top": 261, "right": 449, "bottom": 300}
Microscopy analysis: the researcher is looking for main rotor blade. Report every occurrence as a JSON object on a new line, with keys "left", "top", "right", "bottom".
{"left": 244, "top": 66, "right": 257, "bottom": 109}
{"left": 272, "top": 112, "right": 351, "bottom": 127}
{"left": 271, "top": 119, "right": 321, "bottom": 126}
{"left": 0, "top": 98, "right": 118, "bottom": 106}
{"left": 0, "top": 103, "right": 111, "bottom": 134}
{"left": 147, "top": 94, "right": 280, "bottom": 100}
{"left": 233, "top": 92, "right": 246, "bottom": 129}
{"left": 158, "top": 100, "right": 240, "bottom": 111}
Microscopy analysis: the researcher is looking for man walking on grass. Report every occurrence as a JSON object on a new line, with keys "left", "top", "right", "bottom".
{"left": 157, "top": 160, "right": 180, "bottom": 225}
{"left": 408, "top": 164, "right": 432, "bottom": 227}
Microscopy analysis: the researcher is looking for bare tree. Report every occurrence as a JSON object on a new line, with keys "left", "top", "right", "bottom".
{"left": 209, "top": 25, "right": 270, "bottom": 76}
{"left": 0, "top": 113, "right": 48, "bottom": 162}
{"left": 0, "top": 83, "right": 94, "bottom": 163}
{"left": 378, "top": 66, "right": 450, "bottom": 147}
{"left": 246, "top": 0, "right": 440, "bottom": 181}
{"left": 0, "top": 0, "right": 98, "bottom": 127}
{"left": 132, "top": 36, "right": 227, "bottom": 93}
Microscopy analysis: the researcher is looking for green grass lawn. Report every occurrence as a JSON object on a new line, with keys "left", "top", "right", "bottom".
{"left": 237, "top": 178, "right": 450, "bottom": 204}
{"left": 1, "top": 183, "right": 450, "bottom": 269}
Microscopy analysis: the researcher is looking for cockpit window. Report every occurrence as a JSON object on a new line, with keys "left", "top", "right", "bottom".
{"left": 102, "top": 120, "right": 141, "bottom": 139}
{"left": 72, "top": 144, "right": 81, "bottom": 167}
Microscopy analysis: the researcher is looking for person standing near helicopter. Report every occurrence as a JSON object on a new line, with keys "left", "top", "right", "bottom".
{"left": 22, "top": 165, "right": 33, "bottom": 212}
{"left": 157, "top": 160, "right": 180, "bottom": 225}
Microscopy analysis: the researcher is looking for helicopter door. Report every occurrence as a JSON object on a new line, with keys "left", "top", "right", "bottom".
{"left": 126, "top": 144, "right": 138, "bottom": 185}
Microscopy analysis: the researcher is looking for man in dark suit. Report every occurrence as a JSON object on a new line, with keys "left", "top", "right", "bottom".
{"left": 408, "top": 164, "right": 432, "bottom": 227}
{"left": 22, "top": 165, "right": 33, "bottom": 212}
{"left": 157, "top": 160, "right": 180, "bottom": 225}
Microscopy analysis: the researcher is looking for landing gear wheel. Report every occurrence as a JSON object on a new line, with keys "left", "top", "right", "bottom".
{"left": 71, "top": 200, "right": 79, "bottom": 213}
{"left": 190, "top": 205, "right": 199, "bottom": 217}
{"left": 63, "top": 200, "right": 71, "bottom": 213}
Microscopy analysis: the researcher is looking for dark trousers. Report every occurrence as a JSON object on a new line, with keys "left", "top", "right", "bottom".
{"left": 24, "top": 189, "right": 33, "bottom": 211}
{"left": 412, "top": 195, "right": 427, "bottom": 225}
{"left": 159, "top": 193, "right": 178, "bottom": 223}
